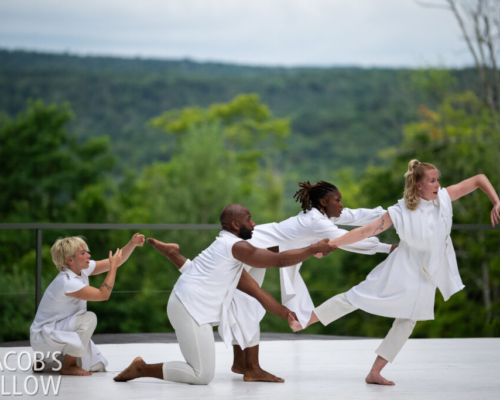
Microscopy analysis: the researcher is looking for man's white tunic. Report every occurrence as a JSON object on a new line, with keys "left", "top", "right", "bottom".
{"left": 174, "top": 230, "right": 251, "bottom": 346}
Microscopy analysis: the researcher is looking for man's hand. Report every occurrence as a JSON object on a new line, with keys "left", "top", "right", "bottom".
{"left": 390, "top": 243, "right": 399, "bottom": 253}
{"left": 131, "top": 233, "right": 146, "bottom": 247}
{"left": 109, "top": 248, "right": 123, "bottom": 270}
{"left": 311, "top": 239, "right": 337, "bottom": 257}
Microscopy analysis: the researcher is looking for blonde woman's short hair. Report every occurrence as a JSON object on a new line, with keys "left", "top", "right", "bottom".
{"left": 403, "top": 159, "right": 440, "bottom": 211}
{"left": 51, "top": 236, "right": 89, "bottom": 271}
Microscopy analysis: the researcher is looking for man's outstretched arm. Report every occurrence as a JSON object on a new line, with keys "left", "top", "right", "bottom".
{"left": 237, "top": 269, "right": 301, "bottom": 329}
{"left": 232, "top": 239, "right": 336, "bottom": 269}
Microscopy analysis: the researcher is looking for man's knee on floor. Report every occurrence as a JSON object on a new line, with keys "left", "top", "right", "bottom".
{"left": 193, "top": 369, "right": 214, "bottom": 385}
{"left": 194, "top": 363, "right": 215, "bottom": 385}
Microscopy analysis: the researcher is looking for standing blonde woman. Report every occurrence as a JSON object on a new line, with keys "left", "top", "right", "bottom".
{"left": 304, "top": 160, "right": 500, "bottom": 385}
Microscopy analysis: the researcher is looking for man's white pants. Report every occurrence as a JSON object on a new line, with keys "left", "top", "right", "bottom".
{"left": 180, "top": 259, "right": 261, "bottom": 350}
{"left": 314, "top": 293, "right": 416, "bottom": 363}
{"left": 162, "top": 291, "right": 216, "bottom": 385}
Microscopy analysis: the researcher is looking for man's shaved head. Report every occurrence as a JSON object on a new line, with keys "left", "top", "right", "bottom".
{"left": 220, "top": 204, "right": 250, "bottom": 228}
{"left": 220, "top": 204, "right": 254, "bottom": 240}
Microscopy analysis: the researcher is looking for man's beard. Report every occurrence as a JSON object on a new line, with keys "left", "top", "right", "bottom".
{"left": 239, "top": 226, "right": 253, "bottom": 240}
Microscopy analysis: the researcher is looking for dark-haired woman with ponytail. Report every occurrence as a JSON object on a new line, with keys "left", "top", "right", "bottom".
{"left": 304, "top": 160, "right": 500, "bottom": 385}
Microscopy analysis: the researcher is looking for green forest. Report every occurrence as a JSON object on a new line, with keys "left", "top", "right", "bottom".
{"left": 0, "top": 49, "right": 498, "bottom": 342}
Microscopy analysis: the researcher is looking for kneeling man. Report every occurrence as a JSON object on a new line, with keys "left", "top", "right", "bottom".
{"left": 114, "top": 204, "right": 335, "bottom": 385}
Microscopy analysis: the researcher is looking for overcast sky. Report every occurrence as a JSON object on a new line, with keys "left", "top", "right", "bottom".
{"left": 0, "top": 0, "right": 472, "bottom": 68}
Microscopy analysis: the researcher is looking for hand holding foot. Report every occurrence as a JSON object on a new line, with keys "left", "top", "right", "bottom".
{"left": 288, "top": 312, "right": 303, "bottom": 332}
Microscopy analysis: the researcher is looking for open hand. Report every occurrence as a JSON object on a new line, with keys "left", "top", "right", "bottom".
{"left": 492, "top": 203, "right": 500, "bottom": 227}
{"left": 131, "top": 233, "right": 146, "bottom": 247}
{"left": 109, "top": 248, "right": 123, "bottom": 269}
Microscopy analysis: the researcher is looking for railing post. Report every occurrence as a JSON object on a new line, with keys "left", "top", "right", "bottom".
{"left": 35, "top": 228, "right": 42, "bottom": 313}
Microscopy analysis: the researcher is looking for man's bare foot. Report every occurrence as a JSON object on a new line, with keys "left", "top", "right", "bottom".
{"left": 365, "top": 371, "right": 395, "bottom": 386}
{"left": 243, "top": 367, "right": 284, "bottom": 383}
{"left": 147, "top": 238, "right": 179, "bottom": 257}
{"left": 231, "top": 363, "right": 245, "bottom": 375}
{"left": 114, "top": 357, "right": 146, "bottom": 382}
{"left": 60, "top": 365, "right": 92, "bottom": 376}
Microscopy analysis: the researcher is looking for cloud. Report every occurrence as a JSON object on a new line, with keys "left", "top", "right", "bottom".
{"left": 0, "top": 0, "right": 470, "bottom": 67}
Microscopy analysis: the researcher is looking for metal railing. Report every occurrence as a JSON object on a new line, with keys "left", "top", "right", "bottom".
{"left": 0, "top": 223, "right": 498, "bottom": 314}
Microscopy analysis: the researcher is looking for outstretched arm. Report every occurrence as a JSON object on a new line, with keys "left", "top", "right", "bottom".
{"left": 446, "top": 174, "right": 500, "bottom": 226}
{"left": 328, "top": 212, "right": 393, "bottom": 248}
{"left": 237, "top": 269, "right": 298, "bottom": 328}
{"left": 67, "top": 249, "right": 122, "bottom": 301}
{"left": 232, "top": 239, "right": 336, "bottom": 269}
{"left": 92, "top": 233, "right": 145, "bottom": 276}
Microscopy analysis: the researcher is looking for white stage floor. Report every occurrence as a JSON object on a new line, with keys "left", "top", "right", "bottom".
{"left": 1, "top": 338, "right": 499, "bottom": 399}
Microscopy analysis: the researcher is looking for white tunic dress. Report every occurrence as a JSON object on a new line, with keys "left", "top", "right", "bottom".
{"left": 346, "top": 188, "right": 465, "bottom": 321}
{"left": 239, "top": 207, "right": 392, "bottom": 329}
{"left": 30, "top": 261, "right": 108, "bottom": 371}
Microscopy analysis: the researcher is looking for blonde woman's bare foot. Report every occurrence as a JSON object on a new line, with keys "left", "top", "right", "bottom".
{"left": 60, "top": 365, "right": 92, "bottom": 376}
{"left": 365, "top": 371, "right": 395, "bottom": 386}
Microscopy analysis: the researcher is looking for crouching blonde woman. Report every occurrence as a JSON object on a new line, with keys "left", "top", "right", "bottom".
{"left": 304, "top": 160, "right": 500, "bottom": 385}
{"left": 30, "top": 233, "right": 145, "bottom": 376}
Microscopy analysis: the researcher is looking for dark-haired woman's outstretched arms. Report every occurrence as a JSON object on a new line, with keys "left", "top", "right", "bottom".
{"left": 327, "top": 212, "right": 393, "bottom": 249}
{"left": 446, "top": 174, "right": 500, "bottom": 226}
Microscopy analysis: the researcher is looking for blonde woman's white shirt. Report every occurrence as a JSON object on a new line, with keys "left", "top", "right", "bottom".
{"left": 30, "top": 260, "right": 108, "bottom": 371}
{"left": 346, "top": 187, "right": 465, "bottom": 321}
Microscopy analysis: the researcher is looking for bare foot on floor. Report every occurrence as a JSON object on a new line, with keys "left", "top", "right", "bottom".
{"left": 243, "top": 367, "right": 284, "bottom": 383}
{"left": 60, "top": 365, "right": 92, "bottom": 376}
{"left": 365, "top": 372, "right": 395, "bottom": 386}
{"left": 231, "top": 363, "right": 245, "bottom": 375}
{"left": 32, "top": 361, "right": 44, "bottom": 373}
{"left": 146, "top": 239, "right": 179, "bottom": 257}
{"left": 114, "top": 357, "right": 146, "bottom": 382}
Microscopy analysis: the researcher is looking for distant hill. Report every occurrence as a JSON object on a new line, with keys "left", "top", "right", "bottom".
{"left": 0, "top": 49, "right": 477, "bottom": 190}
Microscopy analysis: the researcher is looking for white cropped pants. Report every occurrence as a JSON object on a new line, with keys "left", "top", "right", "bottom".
{"left": 65, "top": 311, "right": 97, "bottom": 358}
{"left": 314, "top": 293, "right": 416, "bottom": 363}
{"left": 162, "top": 291, "right": 216, "bottom": 385}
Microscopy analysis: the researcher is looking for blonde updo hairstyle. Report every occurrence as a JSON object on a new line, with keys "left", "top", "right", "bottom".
{"left": 403, "top": 159, "right": 439, "bottom": 211}
{"left": 51, "top": 236, "right": 89, "bottom": 271}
